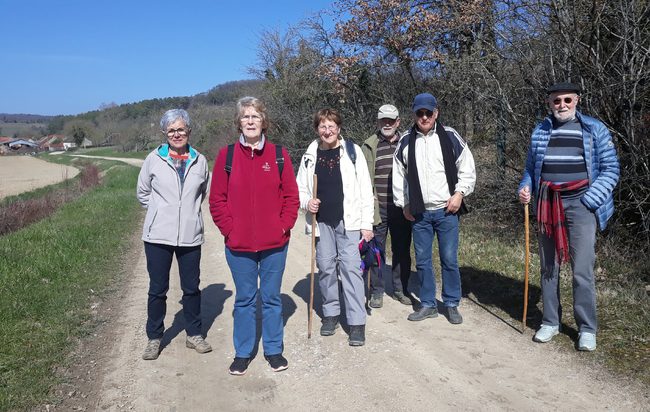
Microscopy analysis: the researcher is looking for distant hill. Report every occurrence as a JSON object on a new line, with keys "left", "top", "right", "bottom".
{"left": 1, "top": 114, "right": 55, "bottom": 123}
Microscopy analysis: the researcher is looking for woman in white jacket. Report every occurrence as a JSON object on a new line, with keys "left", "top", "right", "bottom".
{"left": 136, "top": 109, "right": 211, "bottom": 361}
{"left": 296, "top": 108, "right": 374, "bottom": 346}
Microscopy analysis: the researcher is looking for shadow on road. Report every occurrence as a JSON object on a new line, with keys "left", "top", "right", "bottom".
{"left": 460, "top": 266, "right": 543, "bottom": 334}
{"left": 159, "top": 283, "right": 232, "bottom": 351}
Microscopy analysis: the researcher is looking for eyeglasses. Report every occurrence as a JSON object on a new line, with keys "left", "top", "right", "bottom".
{"left": 552, "top": 97, "right": 575, "bottom": 105}
{"left": 415, "top": 110, "right": 434, "bottom": 118}
{"left": 166, "top": 128, "right": 187, "bottom": 136}
{"left": 318, "top": 125, "right": 339, "bottom": 132}
{"left": 241, "top": 115, "right": 262, "bottom": 123}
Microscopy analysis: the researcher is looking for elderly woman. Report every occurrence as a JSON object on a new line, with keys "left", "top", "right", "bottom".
{"left": 137, "top": 109, "right": 211, "bottom": 360}
{"left": 209, "top": 96, "right": 299, "bottom": 375}
{"left": 296, "top": 108, "right": 374, "bottom": 346}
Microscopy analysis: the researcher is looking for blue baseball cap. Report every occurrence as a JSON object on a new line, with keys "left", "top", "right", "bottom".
{"left": 413, "top": 93, "right": 437, "bottom": 112}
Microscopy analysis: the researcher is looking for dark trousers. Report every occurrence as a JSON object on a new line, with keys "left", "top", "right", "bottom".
{"left": 144, "top": 242, "right": 202, "bottom": 339}
{"left": 369, "top": 204, "right": 413, "bottom": 294}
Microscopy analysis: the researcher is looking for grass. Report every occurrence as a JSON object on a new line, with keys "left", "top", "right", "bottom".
{"left": 76, "top": 146, "right": 149, "bottom": 159}
{"left": 0, "top": 156, "right": 142, "bottom": 411}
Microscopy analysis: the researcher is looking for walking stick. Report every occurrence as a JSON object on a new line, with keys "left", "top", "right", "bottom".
{"left": 522, "top": 203, "right": 530, "bottom": 333}
{"left": 308, "top": 174, "right": 317, "bottom": 338}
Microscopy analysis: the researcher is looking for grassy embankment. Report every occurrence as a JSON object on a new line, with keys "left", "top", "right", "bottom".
{"left": 0, "top": 152, "right": 143, "bottom": 411}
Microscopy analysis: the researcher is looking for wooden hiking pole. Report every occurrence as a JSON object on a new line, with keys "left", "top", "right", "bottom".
{"left": 308, "top": 174, "right": 318, "bottom": 338}
{"left": 523, "top": 203, "right": 530, "bottom": 333}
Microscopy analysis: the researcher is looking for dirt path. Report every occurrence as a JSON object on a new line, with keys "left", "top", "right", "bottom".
{"left": 0, "top": 156, "right": 79, "bottom": 200}
{"left": 38, "top": 157, "right": 648, "bottom": 411}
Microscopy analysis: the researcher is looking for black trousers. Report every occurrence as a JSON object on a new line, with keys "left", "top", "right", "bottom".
{"left": 369, "top": 204, "right": 413, "bottom": 294}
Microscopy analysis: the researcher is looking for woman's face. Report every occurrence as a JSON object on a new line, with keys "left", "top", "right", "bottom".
{"left": 165, "top": 119, "right": 190, "bottom": 154}
{"left": 318, "top": 119, "right": 341, "bottom": 149}
{"left": 240, "top": 106, "right": 263, "bottom": 141}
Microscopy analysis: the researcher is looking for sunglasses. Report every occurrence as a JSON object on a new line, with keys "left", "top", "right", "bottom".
{"left": 415, "top": 109, "right": 435, "bottom": 118}
{"left": 552, "top": 97, "right": 575, "bottom": 105}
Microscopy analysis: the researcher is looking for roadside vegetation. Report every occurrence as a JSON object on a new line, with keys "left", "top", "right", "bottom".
{"left": 0, "top": 155, "right": 142, "bottom": 411}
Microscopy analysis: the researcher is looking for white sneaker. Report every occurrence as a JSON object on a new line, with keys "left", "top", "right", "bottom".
{"left": 533, "top": 325, "right": 559, "bottom": 343}
{"left": 578, "top": 332, "right": 597, "bottom": 351}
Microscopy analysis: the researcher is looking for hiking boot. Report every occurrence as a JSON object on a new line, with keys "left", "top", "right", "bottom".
{"left": 407, "top": 306, "right": 439, "bottom": 321}
{"left": 369, "top": 293, "right": 383, "bottom": 308}
{"left": 142, "top": 338, "right": 162, "bottom": 360}
{"left": 320, "top": 316, "right": 340, "bottom": 336}
{"left": 348, "top": 324, "right": 365, "bottom": 346}
{"left": 447, "top": 306, "right": 463, "bottom": 324}
{"left": 578, "top": 332, "right": 597, "bottom": 351}
{"left": 392, "top": 291, "right": 412, "bottom": 305}
{"left": 264, "top": 353, "right": 289, "bottom": 372}
{"left": 186, "top": 335, "right": 212, "bottom": 354}
{"left": 533, "top": 325, "right": 560, "bottom": 343}
{"left": 228, "top": 357, "right": 251, "bottom": 375}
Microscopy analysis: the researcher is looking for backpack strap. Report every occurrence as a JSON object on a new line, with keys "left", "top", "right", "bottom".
{"left": 345, "top": 140, "right": 356, "bottom": 165}
{"left": 224, "top": 144, "right": 235, "bottom": 176}
{"left": 276, "top": 145, "right": 284, "bottom": 177}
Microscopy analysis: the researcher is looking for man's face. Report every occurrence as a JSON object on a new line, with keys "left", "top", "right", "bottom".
{"left": 549, "top": 92, "right": 578, "bottom": 122}
{"left": 413, "top": 108, "right": 438, "bottom": 134}
{"left": 377, "top": 117, "right": 400, "bottom": 139}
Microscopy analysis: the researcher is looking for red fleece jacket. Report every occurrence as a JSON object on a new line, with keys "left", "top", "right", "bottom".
{"left": 209, "top": 141, "right": 299, "bottom": 252}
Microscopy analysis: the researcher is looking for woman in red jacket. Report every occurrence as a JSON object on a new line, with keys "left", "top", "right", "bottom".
{"left": 209, "top": 97, "right": 299, "bottom": 375}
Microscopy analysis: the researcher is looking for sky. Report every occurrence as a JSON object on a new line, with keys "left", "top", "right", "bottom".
{"left": 0, "top": 0, "right": 337, "bottom": 116}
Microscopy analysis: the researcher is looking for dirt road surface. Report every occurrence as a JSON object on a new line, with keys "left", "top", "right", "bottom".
{"left": 27, "top": 156, "right": 648, "bottom": 411}
{"left": 0, "top": 156, "right": 79, "bottom": 200}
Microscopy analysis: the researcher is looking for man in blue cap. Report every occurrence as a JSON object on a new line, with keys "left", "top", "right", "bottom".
{"left": 518, "top": 82, "right": 619, "bottom": 351}
{"left": 393, "top": 93, "right": 476, "bottom": 324}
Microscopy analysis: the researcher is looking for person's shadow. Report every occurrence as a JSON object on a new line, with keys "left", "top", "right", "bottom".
{"left": 160, "top": 283, "right": 232, "bottom": 351}
{"left": 460, "top": 266, "right": 543, "bottom": 334}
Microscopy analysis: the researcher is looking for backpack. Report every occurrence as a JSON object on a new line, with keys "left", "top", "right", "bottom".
{"left": 224, "top": 143, "right": 284, "bottom": 178}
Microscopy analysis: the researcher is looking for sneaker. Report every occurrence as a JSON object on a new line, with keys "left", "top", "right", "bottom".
{"left": 578, "top": 332, "right": 597, "bottom": 351}
{"left": 369, "top": 293, "right": 383, "bottom": 308}
{"left": 407, "top": 306, "right": 439, "bottom": 321}
{"left": 186, "top": 335, "right": 212, "bottom": 354}
{"left": 392, "top": 291, "right": 412, "bottom": 305}
{"left": 142, "top": 338, "right": 162, "bottom": 360}
{"left": 228, "top": 357, "right": 251, "bottom": 375}
{"left": 348, "top": 324, "right": 365, "bottom": 346}
{"left": 320, "top": 315, "right": 340, "bottom": 336}
{"left": 264, "top": 353, "right": 289, "bottom": 372}
{"left": 447, "top": 306, "right": 463, "bottom": 324}
{"left": 533, "top": 325, "right": 560, "bottom": 343}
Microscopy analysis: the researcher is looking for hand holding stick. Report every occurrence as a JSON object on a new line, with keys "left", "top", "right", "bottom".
{"left": 523, "top": 203, "right": 530, "bottom": 333}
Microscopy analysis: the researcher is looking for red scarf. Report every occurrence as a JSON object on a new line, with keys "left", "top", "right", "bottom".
{"left": 537, "top": 179, "right": 589, "bottom": 265}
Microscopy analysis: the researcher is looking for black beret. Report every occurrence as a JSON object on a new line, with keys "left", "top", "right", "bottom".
{"left": 547, "top": 82, "right": 582, "bottom": 95}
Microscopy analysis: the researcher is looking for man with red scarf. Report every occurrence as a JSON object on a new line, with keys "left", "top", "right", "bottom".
{"left": 518, "top": 82, "right": 619, "bottom": 351}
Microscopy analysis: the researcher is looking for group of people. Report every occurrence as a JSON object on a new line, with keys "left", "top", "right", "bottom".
{"left": 135, "top": 82, "right": 619, "bottom": 376}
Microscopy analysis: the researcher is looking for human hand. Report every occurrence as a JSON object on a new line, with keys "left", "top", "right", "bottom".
{"left": 360, "top": 229, "right": 374, "bottom": 242}
{"left": 519, "top": 186, "right": 531, "bottom": 204}
{"left": 403, "top": 204, "right": 415, "bottom": 221}
{"left": 308, "top": 198, "right": 321, "bottom": 213}
{"left": 445, "top": 192, "right": 463, "bottom": 214}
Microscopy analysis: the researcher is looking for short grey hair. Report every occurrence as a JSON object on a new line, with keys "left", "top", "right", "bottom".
{"left": 234, "top": 96, "right": 270, "bottom": 134}
{"left": 160, "top": 109, "right": 191, "bottom": 131}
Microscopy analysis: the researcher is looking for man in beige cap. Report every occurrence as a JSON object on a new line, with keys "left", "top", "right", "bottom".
{"left": 362, "top": 104, "right": 413, "bottom": 309}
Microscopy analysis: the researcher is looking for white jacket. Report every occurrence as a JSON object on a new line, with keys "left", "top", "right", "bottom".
{"left": 297, "top": 139, "right": 374, "bottom": 237}
{"left": 393, "top": 126, "right": 476, "bottom": 210}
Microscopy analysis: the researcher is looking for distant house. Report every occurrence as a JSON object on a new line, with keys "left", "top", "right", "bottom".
{"left": 38, "top": 134, "right": 67, "bottom": 151}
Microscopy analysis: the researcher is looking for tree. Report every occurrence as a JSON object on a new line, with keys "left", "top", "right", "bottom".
{"left": 64, "top": 120, "right": 97, "bottom": 147}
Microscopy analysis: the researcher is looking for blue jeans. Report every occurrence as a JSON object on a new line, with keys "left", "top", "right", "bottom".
{"left": 411, "top": 209, "right": 461, "bottom": 308}
{"left": 225, "top": 243, "right": 288, "bottom": 358}
{"left": 144, "top": 242, "right": 202, "bottom": 339}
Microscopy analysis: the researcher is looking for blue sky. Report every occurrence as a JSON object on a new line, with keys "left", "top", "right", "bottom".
{"left": 0, "top": 0, "right": 336, "bottom": 116}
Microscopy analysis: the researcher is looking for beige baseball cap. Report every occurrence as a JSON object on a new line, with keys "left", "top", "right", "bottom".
{"left": 377, "top": 104, "right": 399, "bottom": 119}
